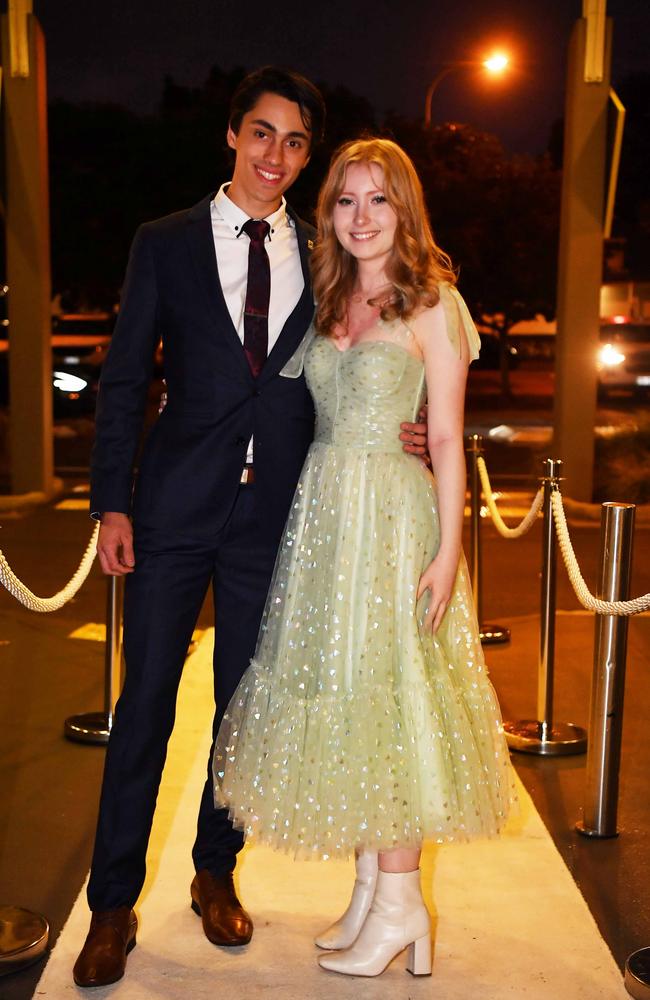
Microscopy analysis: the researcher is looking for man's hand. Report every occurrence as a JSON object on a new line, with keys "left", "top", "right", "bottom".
{"left": 97, "top": 512, "right": 135, "bottom": 576}
{"left": 400, "top": 404, "right": 430, "bottom": 466}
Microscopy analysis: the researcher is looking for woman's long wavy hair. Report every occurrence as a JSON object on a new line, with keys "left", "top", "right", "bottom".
{"left": 312, "top": 137, "right": 456, "bottom": 336}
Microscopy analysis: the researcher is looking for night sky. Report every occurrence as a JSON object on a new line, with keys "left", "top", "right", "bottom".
{"left": 29, "top": 0, "right": 650, "bottom": 154}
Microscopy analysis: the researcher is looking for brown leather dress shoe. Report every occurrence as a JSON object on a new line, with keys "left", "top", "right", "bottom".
{"left": 190, "top": 869, "right": 253, "bottom": 946}
{"left": 73, "top": 907, "right": 137, "bottom": 987}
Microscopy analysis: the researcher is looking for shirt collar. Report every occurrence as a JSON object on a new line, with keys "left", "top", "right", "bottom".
{"left": 213, "top": 183, "right": 293, "bottom": 238}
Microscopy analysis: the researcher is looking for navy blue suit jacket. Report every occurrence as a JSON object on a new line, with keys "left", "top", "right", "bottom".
{"left": 90, "top": 193, "right": 316, "bottom": 545}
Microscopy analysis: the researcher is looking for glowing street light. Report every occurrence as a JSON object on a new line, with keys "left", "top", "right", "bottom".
{"left": 483, "top": 53, "right": 509, "bottom": 74}
{"left": 424, "top": 52, "right": 511, "bottom": 127}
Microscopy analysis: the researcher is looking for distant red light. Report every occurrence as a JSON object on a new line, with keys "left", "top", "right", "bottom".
{"left": 612, "top": 315, "right": 627, "bottom": 324}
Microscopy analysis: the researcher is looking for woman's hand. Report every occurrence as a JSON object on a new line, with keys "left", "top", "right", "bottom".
{"left": 417, "top": 553, "right": 458, "bottom": 633}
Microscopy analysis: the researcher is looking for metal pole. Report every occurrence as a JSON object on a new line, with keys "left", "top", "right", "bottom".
{"left": 104, "top": 575, "right": 123, "bottom": 727}
{"left": 0, "top": 906, "right": 49, "bottom": 976}
{"left": 467, "top": 434, "right": 482, "bottom": 618}
{"left": 424, "top": 64, "right": 459, "bottom": 127}
{"left": 504, "top": 457, "right": 587, "bottom": 755}
{"left": 2, "top": 11, "right": 55, "bottom": 497}
{"left": 625, "top": 947, "right": 650, "bottom": 998}
{"left": 64, "top": 575, "right": 124, "bottom": 745}
{"left": 465, "top": 434, "right": 510, "bottom": 645}
{"left": 577, "top": 502, "right": 635, "bottom": 838}
{"left": 553, "top": 16, "right": 612, "bottom": 501}
{"left": 538, "top": 459, "right": 559, "bottom": 734}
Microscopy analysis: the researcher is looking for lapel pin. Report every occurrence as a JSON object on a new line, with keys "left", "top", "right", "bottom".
{"left": 307, "top": 239, "right": 314, "bottom": 251}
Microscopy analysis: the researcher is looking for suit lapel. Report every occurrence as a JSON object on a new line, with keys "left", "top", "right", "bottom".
{"left": 185, "top": 194, "right": 314, "bottom": 386}
{"left": 258, "top": 213, "right": 315, "bottom": 386}
{"left": 185, "top": 194, "right": 253, "bottom": 381}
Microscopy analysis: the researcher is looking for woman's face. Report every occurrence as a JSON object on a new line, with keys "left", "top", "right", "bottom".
{"left": 332, "top": 162, "right": 397, "bottom": 267}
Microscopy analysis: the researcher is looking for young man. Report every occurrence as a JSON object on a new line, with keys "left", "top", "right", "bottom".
{"left": 74, "top": 66, "right": 426, "bottom": 988}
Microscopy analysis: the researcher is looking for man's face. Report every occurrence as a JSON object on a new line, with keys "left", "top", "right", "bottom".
{"left": 226, "top": 92, "right": 312, "bottom": 218}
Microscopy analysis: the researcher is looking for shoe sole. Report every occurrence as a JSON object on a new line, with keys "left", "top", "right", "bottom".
{"left": 190, "top": 899, "right": 253, "bottom": 947}
{"left": 319, "top": 941, "right": 432, "bottom": 978}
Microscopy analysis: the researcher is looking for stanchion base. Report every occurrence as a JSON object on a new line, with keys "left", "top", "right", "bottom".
{"left": 504, "top": 720, "right": 588, "bottom": 756}
{"left": 64, "top": 711, "right": 111, "bottom": 745}
{"left": 480, "top": 623, "right": 511, "bottom": 645}
{"left": 0, "top": 906, "right": 49, "bottom": 977}
{"left": 626, "top": 948, "right": 650, "bottom": 999}
{"left": 575, "top": 819, "right": 619, "bottom": 839}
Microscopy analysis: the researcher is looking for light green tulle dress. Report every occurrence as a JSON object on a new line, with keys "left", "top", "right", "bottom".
{"left": 213, "top": 285, "right": 517, "bottom": 860}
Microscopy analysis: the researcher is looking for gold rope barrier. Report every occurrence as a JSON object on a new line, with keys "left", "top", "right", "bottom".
{"left": 0, "top": 523, "right": 99, "bottom": 612}
{"left": 476, "top": 456, "right": 543, "bottom": 538}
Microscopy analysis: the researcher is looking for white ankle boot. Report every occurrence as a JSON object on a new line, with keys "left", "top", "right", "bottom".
{"left": 318, "top": 869, "right": 431, "bottom": 977}
{"left": 314, "top": 851, "right": 378, "bottom": 950}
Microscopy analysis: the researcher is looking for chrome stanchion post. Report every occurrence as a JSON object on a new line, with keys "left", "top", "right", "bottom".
{"left": 467, "top": 434, "right": 482, "bottom": 618}
{"left": 577, "top": 502, "right": 635, "bottom": 839}
{"left": 504, "top": 458, "right": 587, "bottom": 755}
{"left": 625, "top": 948, "right": 650, "bottom": 998}
{"left": 538, "top": 457, "right": 558, "bottom": 737}
{"left": 64, "top": 575, "right": 124, "bottom": 745}
{"left": 104, "top": 574, "right": 124, "bottom": 728}
{"left": 465, "top": 434, "right": 510, "bottom": 645}
{"left": 0, "top": 907, "right": 49, "bottom": 977}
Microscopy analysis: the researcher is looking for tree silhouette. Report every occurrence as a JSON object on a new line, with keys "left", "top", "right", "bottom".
{"left": 385, "top": 120, "right": 560, "bottom": 395}
{"left": 46, "top": 67, "right": 561, "bottom": 401}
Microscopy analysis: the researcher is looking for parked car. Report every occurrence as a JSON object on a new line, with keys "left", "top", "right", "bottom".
{"left": 0, "top": 310, "right": 114, "bottom": 414}
{"left": 597, "top": 323, "right": 650, "bottom": 399}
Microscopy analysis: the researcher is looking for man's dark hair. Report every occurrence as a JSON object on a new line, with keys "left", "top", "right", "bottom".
{"left": 229, "top": 66, "right": 325, "bottom": 148}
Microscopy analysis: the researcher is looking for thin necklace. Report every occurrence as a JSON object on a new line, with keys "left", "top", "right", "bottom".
{"left": 351, "top": 282, "right": 392, "bottom": 305}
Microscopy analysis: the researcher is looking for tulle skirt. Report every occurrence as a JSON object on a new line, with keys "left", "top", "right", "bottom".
{"left": 213, "top": 442, "right": 517, "bottom": 859}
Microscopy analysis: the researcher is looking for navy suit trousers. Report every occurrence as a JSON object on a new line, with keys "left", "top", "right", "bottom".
{"left": 87, "top": 485, "right": 279, "bottom": 910}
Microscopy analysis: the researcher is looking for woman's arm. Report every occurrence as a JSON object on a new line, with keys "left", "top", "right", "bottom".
{"left": 413, "top": 300, "right": 470, "bottom": 632}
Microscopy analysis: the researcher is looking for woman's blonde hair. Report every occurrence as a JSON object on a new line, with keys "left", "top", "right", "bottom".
{"left": 311, "top": 137, "right": 456, "bottom": 335}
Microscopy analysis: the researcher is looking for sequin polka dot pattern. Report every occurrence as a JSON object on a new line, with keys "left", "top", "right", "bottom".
{"left": 213, "top": 327, "right": 518, "bottom": 860}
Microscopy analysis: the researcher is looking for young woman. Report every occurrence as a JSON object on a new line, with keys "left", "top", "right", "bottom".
{"left": 213, "top": 137, "right": 516, "bottom": 978}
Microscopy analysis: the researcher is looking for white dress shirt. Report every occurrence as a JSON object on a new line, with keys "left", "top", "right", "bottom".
{"left": 211, "top": 184, "right": 305, "bottom": 464}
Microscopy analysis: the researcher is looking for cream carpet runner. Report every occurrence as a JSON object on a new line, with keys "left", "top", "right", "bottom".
{"left": 35, "top": 630, "right": 627, "bottom": 999}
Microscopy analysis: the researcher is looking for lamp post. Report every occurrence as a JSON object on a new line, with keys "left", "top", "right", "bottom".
{"left": 424, "top": 53, "right": 509, "bottom": 128}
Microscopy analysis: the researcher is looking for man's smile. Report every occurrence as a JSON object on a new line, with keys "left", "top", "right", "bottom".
{"left": 254, "top": 165, "right": 284, "bottom": 183}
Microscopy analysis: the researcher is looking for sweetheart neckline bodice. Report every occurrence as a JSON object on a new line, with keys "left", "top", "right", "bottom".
{"left": 320, "top": 333, "right": 424, "bottom": 367}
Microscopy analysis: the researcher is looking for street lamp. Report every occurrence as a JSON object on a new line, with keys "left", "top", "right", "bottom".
{"left": 483, "top": 53, "right": 509, "bottom": 74}
{"left": 423, "top": 53, "right": 509, "bottom": 127}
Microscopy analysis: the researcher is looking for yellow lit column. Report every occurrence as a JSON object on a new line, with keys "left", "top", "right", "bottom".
{"left": 553, "top": 9, "right": 611, "bottom": 501}
{"left": 1, "top": 5, "right": 54, "bottom": 496}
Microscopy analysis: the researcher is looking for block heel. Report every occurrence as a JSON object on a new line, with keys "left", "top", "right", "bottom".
{"left": 406, "top": 933, "right": 432, "bottom": 976}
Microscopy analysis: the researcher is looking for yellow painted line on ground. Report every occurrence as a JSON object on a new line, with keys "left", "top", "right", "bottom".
{"left": 69, "top": 624, "right": 209, "bottom": 644}
{"left": 69, "top": 622, "right": 107, "bottom": 641}
{"left": 55, "top": 499, "right": 90, "bottom": 511}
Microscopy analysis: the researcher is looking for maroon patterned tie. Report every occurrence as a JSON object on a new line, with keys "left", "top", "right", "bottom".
{"left": 242, "top": 219, "right": 271, "bottom": 377}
